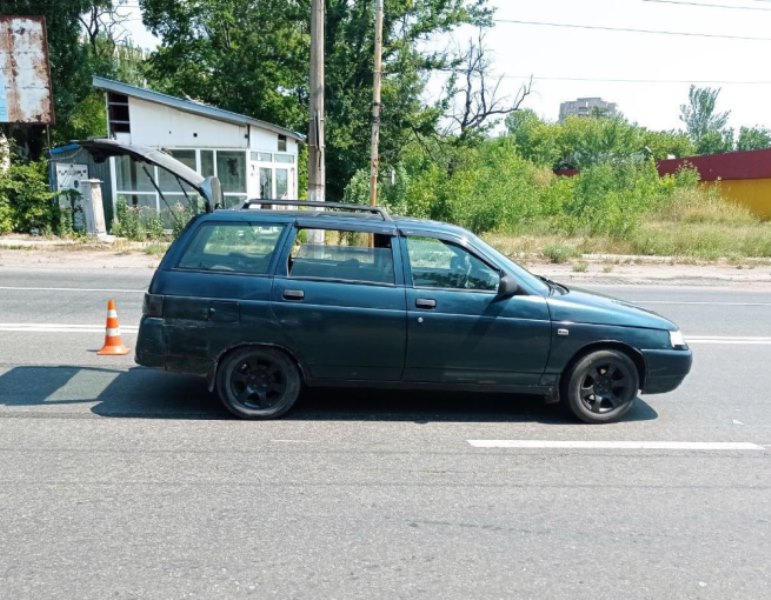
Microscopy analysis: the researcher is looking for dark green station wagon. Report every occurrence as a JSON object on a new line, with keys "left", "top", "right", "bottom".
{"left": 135, "top": 199, "right": 693, "bottom": 424}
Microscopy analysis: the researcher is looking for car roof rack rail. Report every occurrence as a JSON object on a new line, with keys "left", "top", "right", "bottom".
{"left": 241, "top": 199, "right": 392, "bottom": 221}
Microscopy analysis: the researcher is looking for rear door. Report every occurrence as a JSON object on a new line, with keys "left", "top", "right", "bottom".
{"left": 271, "top": 223, "right": 407, "bottom": 382}
{"left": 399, "top": 233, "right": 551, "bottom": 387}
{"left": 153, "top": 219, "right": 291, "bottom": 373}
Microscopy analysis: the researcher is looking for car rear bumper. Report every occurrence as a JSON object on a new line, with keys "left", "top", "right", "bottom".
{"left": 641, "top": 348, "right": 693, "bottom": 394}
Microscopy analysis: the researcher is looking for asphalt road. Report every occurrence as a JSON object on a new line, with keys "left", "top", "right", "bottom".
{"left": 0, "top": 268, "right": 769, "bottom": 599}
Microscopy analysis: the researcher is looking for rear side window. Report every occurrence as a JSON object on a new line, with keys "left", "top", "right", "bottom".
{"left": 177, "top": 222, "right": 285, "bottom": 274}
{"left": 288, "top": 229, "right": 395, "bottom": 285}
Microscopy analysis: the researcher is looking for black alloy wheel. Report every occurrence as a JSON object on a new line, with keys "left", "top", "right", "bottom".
{"left": 216, "top": 347, "right": 301, "bottom": 419}
{"left": 563, "top": 349, "right": 639, "bottom": 424}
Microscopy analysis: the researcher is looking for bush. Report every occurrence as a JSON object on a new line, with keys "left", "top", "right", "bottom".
{"left": 0, "top": 159, "right": 57, "bottom": 234}
{"left": 112, "top": 199, "right": 173, "bottom": 241}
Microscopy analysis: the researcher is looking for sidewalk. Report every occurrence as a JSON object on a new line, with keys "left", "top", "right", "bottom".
{"left": 2, "top": 234, "right": 770, "bottom": 288}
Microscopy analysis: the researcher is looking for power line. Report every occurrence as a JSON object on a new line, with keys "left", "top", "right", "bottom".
{"left": 493, "top": 18, "right": 771, "bottom": 41}
{"left": 501, "top": 74, "right": 771, "bottom": 85}
{"left": 643, "top": 0, "right": 771, "bottom": 10}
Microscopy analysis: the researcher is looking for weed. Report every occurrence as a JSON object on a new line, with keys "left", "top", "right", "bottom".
{"left": 144, "top": 241, "right": 170, "bottom": 256}
{"left": 572, "top": 261, "right": 589, "bottom": 273}
{"left": 541, "top": 243, "right": 581, "bottom": 264}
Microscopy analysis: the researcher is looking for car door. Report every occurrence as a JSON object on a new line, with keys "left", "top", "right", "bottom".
{"left": 400, "top": 233, "right": 551, "bottom": 387}
{"left": 151, "top": 219, "right": 290, "bottom": 374}
{"left": 270, "top": 222, "right": 407, "bottom": 382}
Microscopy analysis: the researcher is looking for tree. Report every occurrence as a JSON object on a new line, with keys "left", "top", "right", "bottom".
{"left": 140, "top": 0, "right": 491, "bottom": 197}
{"left": 443, "top": 30, "right": 531, "bottom": 140}
{"left": 679, "top": 85, "right": 731, "bottom": 154}
{"left": 736, "top": 126, "right": 771, "bottom": 151}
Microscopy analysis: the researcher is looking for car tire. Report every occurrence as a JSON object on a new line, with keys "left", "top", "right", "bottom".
{"left": 216, "top": 347, "right": 301, "bottom": 419}
{"left": 562, "top": 349, "right": 639, "bottom": 424}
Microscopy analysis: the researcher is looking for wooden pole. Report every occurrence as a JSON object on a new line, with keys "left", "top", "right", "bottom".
{"left": 308, "top": 0, "right": 325, "bottom": 207}
{"left": 369, "top": 0, "right": 384, "bottom": 208}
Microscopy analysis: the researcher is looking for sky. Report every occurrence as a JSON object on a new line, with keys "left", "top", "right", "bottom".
{"left": 122, "top": 0, "right": 771, "bottom": 133}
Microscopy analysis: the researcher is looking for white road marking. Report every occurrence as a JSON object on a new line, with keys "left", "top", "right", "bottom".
{"left": 0, "top": 323, "right": 138, "bottom": 333}
{"left": 634, "top": 300, "right": 771, "bottom": 307}
{"left": 0, "top": 286, "right": 145, "bottom": 293}
{"left": 686, "top": 336, "right": 771, "bottom": 345}
{"left": 468, "top": 440, "right": 765, "bottom": 451}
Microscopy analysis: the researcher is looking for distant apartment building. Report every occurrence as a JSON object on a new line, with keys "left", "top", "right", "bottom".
{"left": 559, "top": 97, "right": 618, "bottom": 121}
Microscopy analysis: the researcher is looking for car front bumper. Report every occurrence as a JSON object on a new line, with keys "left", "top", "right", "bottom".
{"left": 641, "top": 348, "right": 693, "bottom": 394}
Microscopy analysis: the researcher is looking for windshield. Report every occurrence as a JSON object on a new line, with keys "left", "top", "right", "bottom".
{"left": 468, "top": 233, "right": 550, "bottom": 295}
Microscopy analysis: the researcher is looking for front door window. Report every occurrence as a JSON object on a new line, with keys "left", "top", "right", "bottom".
{"left": 406, "top": 236, "right": 499, "bottom": 291}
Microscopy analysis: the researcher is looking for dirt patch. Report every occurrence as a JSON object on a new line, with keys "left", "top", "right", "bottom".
{"left": 0, "top": 236, "right": 161, "bottom": 270}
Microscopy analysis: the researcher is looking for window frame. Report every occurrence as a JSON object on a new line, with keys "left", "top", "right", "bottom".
{"left": 172, "top": 220, "right": 291, "bottom": 277}
{"left": 400, "top": 233, "right": 504, "bottom": 295}
{"left": 281, "top": 224, "right": 401, "bottom": 288}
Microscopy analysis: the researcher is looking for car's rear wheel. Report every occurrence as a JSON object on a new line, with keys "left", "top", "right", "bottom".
{"left": 563, "top": 349, "right": 639, "bottom": 424}
{"left": 216, "top": 347, "right": 301, "bottom": 419}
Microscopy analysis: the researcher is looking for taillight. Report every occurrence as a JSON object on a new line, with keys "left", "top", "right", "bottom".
{"left": 142, "top": 293, "right": 164, "bottom": 317}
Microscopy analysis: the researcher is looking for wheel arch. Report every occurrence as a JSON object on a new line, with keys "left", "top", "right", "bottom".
{"left": 207, "top": 342, "right": 310, "bottom": 392}
{"left": 559, "top": 341, "right": 646, "bottom": 394}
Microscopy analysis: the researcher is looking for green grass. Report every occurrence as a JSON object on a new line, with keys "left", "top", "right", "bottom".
{"left": 485, "top": 191, "right": 771, "bottom": 261}
{"left": 143, "top": 241, "right": 170, "bottom": 256}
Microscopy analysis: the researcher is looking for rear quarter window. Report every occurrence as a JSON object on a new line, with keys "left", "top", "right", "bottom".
{"left": 177, "top": 222, "right": 285, "bottom": 275}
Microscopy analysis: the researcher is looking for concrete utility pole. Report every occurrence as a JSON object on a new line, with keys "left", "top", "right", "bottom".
{"left": 369, "top": 0, "right": 384, "bottom": 207}
{"left": 308, "top": 0, "right": 325, "bottom": 208}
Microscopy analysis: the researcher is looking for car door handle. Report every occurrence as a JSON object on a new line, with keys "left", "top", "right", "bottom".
{"left": 415, "top": 298, "right": 437, "bottom": 309}
{"left": 283, "top": 289, "right": 305, "bottom": 301}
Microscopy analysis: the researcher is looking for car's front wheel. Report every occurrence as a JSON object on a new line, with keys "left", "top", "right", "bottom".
{"left": 216, "top": 347, "right": 301, "bottom": 419}
{"left": 563, "top": 349, "right": 639, "bottom": 424}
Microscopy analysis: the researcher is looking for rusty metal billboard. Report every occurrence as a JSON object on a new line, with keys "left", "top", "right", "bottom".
{"left": 0, "top": 16, "right": 54, "bottom": 124}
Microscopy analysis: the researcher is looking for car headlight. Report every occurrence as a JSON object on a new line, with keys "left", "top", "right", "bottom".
{"left": 669, "top": 330, "right": 687, "bottom": 349}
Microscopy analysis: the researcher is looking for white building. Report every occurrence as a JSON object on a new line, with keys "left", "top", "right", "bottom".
{"left": 93, "top": 76, "right": 305, "bottom": 220}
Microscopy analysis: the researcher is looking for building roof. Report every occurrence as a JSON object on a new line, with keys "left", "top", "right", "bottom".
{"left": 657, "top": 147, "right": 771, "bottom": 182}
{"left": 92, "top": 76, "right": 305, "bottom": 142}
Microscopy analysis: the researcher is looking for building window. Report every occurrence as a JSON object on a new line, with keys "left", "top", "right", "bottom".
{"left": 275, "top": 168, "right": 289, "bottom": 199}
{"left": 107, "top": 93, "right": 130, "bottom": 134}
{"left": 159, "top": 149, "right": 196, "bottom": 193}
{"left": 278, "top": 135, "right": 287, "bottom": 152}
{"left": 259, "top": 167, "right": 273, "bottom": 199}
{"left": 216, "top": 151, "right": 246, "bottom": 194}
{"left": 275, "top": 153, "right": 294, "bottom": 163}
{"left": 200, "top": 150, "right": 214, "bottom": 177}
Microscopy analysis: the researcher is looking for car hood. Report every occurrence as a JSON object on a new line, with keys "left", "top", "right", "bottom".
{"left": 546, "top": 286, "right": 678, "bottom": 331}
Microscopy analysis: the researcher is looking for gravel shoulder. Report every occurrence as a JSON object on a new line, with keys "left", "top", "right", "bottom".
{"left": 2, "top": 235, "right": 771, "bottom": 289}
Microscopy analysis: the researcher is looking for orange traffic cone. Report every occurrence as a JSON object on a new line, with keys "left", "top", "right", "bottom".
{"left": 97, "top": 299, "right": 130, "bottom": 356}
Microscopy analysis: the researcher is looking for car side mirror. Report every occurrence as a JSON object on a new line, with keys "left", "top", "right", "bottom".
{"left": 497, "top": 274, "right": 519, "bottom": 298}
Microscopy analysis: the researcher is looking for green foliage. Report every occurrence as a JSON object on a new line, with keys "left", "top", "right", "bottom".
{"left": 736, "top": 126, "right": 771, "bottom": 151}
{"left": 505, "top": 112, "right": 694, "bottom": 171}
{"left": 0, "top": 160, "right": 58, "bottom": 233}
{"left": 66, "top": 91, "right": 108, "bottom": 140}
{"left": 113, "top": 199, "right": 167, "bottom": 241}
{"left": 363, "top": 130, "right": 715, "bottom": 243}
